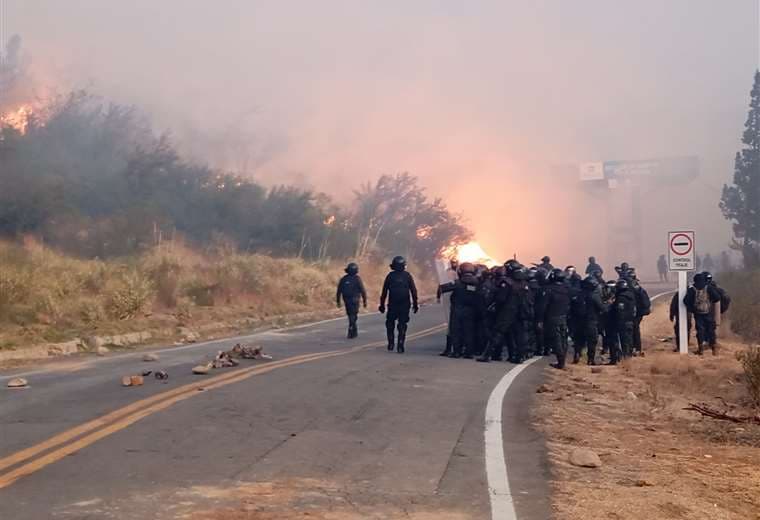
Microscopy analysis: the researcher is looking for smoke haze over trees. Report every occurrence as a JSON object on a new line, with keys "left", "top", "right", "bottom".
{"left": 0, "top": 90, "right": 470, "bottom": 266}
{"left": 1, "top": 1, "right": 759, "bottom": 270}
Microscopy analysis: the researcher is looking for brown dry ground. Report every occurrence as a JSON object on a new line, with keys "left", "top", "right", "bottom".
{"left": 182, "top": 479, "right": 471, "bottom": 520}
{"left": 534, "top": 297, "right": 760, "bottom": 520}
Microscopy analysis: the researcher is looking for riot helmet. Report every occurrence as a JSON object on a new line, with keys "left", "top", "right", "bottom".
{"left": 458, "top": 262, "right": 476, "bottom": 277}
{"left": 345, "top": 262, "right": 359, "bottom": 275}
{"left": 549, "top": 268, "right": 566, "bottom": 283}
{"left": 581, "top": 276, "right": 599, "bottom": 290}
{"left": 390, "top": 256, "right": 407, "bottom": 271}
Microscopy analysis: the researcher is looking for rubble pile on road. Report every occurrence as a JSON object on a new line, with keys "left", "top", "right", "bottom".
{"left": 192, "top": 344, "right": 271, "bottom": 376}
{"left": 212, "top": 350, "right": 240, "bottom": 368}
{"left": 230, "top": 343, "right": 271, "bottom": 360}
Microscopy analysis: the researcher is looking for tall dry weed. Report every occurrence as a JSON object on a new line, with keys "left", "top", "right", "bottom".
{"left": 737, "top": 345, "right": 760, "bottom": 408}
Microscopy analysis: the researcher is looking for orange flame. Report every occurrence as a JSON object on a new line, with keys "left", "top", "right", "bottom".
{"left": 1, "top": 104, "right": 36, "bottom": 134}
{"left": 442, "top": 241, "right": 499, "bottom": 267}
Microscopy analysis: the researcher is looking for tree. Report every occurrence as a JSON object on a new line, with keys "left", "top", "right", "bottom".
{"left": 351, "top": 173, "right": 471, "bottom": 268}
{"left": 721, "top": 71, "right": 760, "bottom": 269}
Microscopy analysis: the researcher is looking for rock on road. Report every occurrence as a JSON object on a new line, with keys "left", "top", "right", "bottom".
{"left": 0, "top": 306, "right": 551, "bottom": 520}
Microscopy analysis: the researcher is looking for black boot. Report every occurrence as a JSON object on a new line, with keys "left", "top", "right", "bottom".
{"left": 477, "top": 345, "right": 492, "bottom": 362}
{"left": 397, "top": 324, "right": 407, "bottom": 353}
{"left": 386, "top": 322, "right": 395, "bottom": 351}
{"left": 440, "top": 335, "right": 452, "bottom": 356}
{"left": 573, "top": 350, "right": 581, "bottom": 364}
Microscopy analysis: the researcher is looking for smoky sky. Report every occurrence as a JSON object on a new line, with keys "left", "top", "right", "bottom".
{"left": 4, "top": 0, "right": 759, "bottom": 271}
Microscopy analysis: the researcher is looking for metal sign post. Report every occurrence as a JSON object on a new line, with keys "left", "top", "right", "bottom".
{"left": 668, "top": 231, "right": 695, "bottom": 354}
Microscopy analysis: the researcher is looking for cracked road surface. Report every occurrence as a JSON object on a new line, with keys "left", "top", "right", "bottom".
{"left": 0, "top": 307, "right": 550, "bottom": 519}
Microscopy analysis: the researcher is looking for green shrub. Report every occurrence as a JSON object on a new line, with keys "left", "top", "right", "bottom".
{"left": 106, "top": 271, "right": 154, "bottom": 320}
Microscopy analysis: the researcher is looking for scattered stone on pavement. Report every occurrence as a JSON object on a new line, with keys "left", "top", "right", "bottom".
{"left": 192, "top": 364, "right": 211, "bottom": 375}
{"left": 96, "top": 346, "right": 110, "bottom": 356}
{"left": 129, "top": 375, "right": 144, "bottom": 386}
{"left": 142, "top": 353, "right": 159, "bottom": 362}
{"left": 7, "top": 377, "right": 28, "bottom": 389}
{"left": 121, "top": 376, "right": 133, "bottom": 386}
{"left": 155, "top": 370, "right": 168, "bottom": 380}
{"left": 536, "top": 384, "right": 552, "bottom": 393}
{"left": 569, "top": 448, "right": 602, "bottom": 468}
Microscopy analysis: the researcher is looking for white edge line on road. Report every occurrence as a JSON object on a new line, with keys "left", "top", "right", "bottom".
{"left": 485, "top": 289, "right": 671, "bottom": 519}
{"left": 484, "top": 356, "right": 542, "bottom": 520}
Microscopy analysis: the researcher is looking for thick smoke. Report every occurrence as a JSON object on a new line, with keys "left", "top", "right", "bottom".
{"left": 4, "top": 0, "right": 759, "bottom": 275}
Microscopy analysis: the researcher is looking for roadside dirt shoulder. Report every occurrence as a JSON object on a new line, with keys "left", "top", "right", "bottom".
{"left": 534, "top": 299, "right": 760, "bottom": 520}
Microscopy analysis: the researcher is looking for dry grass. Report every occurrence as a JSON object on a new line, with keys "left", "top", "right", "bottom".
{"left": 535, "top": 296, "right": 760, "bottom": 520}
{"left": 0, "top": 240, "right": 434, "bottom": 358}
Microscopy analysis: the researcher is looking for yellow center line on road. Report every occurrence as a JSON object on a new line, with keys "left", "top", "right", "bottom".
{"left": 0, "top": 324, "right": 444, "bottom": 490}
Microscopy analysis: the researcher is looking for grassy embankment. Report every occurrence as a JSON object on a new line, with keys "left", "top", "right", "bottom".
{"left": 0, "top": 240, "right": 433, "bottom": 358}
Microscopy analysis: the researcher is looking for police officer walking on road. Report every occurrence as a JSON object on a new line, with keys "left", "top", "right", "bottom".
{"left": 379, "top": 256, "right": 419, "bottom": 353}
{"left": 336, "top": 262, "right": 368, "bottom": 339}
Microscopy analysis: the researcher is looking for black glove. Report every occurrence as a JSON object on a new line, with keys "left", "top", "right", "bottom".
{"left": 378, "top": 304, "right": 385, "bottom": 314}
{"left": 413, "top": 304, "right": 419, "bottom": 314}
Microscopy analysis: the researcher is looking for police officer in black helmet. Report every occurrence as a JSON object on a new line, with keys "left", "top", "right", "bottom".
{"left": 379, "top": 256, "right": 419, "bottom": 353}
{"left": 336, "top": 262, "right": 368, "bottom": 339}
{"left": 440, "top": 262, "right": 483, "bottom": 358}
{"left": 543, "top": 268, "right": 571, "bottom": 369}
{"left": 612, "top": 278, "right": 637, "bottom": 361}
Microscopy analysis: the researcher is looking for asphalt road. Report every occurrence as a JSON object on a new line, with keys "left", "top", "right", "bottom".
{"left": 0, "top": 305, "right": 551, "bottom": 520}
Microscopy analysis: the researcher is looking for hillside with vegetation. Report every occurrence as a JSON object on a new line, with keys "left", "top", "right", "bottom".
{"left": 0, "top": 91, "right": 468, "bottom": 357}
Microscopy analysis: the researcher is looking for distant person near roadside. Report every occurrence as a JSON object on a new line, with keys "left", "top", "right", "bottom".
{"left": 585, "top": 256, "right": 603, "bottom": 277}
{"left": 657, "top": 254, "right": 668, "bottom": 282}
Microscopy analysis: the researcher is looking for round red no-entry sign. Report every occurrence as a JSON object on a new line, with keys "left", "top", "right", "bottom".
{"left": 670, "top": 233, "right": 693, "bottom": 256}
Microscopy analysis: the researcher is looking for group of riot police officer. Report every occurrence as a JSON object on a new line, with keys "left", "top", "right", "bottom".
{"left": 335, "top": 254, "right": 655, "bottom": 366}
{"left": 437, "top": 256, "right": 652, "bottom": 369}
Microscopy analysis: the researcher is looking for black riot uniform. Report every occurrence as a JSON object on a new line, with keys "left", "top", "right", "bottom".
{"left": 669, "top": 292, "right": 692, "bottom": 351}
{"left": 542, "top": 269, "right": 571, "bottom": 369}
{"left": 533, "top": 268, "right": 550, "bottom": 356}
{"left": 440, "top": 262, "right": 484, "bottom": 358}
{"left": 626, "top": 269, "right": 651, "bottom": 355}
{"left": 509, "top": 268, "right": 534, "bottom": 363}
{"left": 476, "top": 268, "right": 496, "bottom": 356}
{"left": 336, "top": 262, "right": 368, "bottom": 339}
{"left": 612, "top": 279, "right": 637, "bottom": 362}
{"left": 379, "top": 256, "right": 419, "bottom": 353}
{"left": 574, "top": 277, "right": 607, "bottom": 365}
{"left": 526, "top": 268, "right": 541, "bottom": 357}
{"left": 567, "top": 271, "right": 583, "bottom": 362}
{"left": 477, "top": 264, "right": 520, "bottom": 363}
{"left": 600, "top": 280, "right": 617, "bottom": 357}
